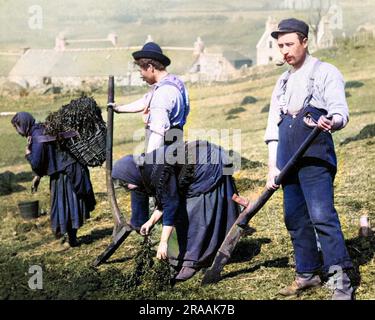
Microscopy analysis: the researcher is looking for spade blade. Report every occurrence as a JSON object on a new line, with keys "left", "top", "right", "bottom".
{"left": 92, "top": 225, "right": 133, "bottom": 267}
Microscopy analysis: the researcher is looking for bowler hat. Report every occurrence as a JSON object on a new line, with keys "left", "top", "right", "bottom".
{"left": 271, "top": 18, "right": 309, "bottom": 39}
{"left": 132, "top": 42, "right": 171, "bottom": 67}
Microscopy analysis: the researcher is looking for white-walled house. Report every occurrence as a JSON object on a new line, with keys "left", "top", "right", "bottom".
{"left": 256, "top": 17, "right": 283, "bottom": 66}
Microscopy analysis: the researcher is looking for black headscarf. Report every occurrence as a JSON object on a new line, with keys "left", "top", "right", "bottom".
{"left": 11, "top": 112, "right": 35, "bottom": 136}
{"left": 112, "top": 155, "right": 144, "bottom": 187}
{"left": 111, "top": 151, "right": 173, "bottom": 199}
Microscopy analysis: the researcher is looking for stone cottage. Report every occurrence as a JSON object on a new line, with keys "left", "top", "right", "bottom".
{"left": 256, "top": 16, "right": 283, "bottom": 66}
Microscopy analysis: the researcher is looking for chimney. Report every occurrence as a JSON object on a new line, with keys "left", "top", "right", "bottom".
{"left": 55, "top": 32, "right": 66, "bottom": 51}
{"left": 193, "top": 36, "right": 205, "bottom": 56}
{"left": 107, "top": 33, "right": 118, "bottom": 46}
{"left": 145, "top": 34, "right": 153, "bottom": 44}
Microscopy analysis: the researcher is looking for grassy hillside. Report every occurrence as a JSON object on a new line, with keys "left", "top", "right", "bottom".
{"left": 1, "top": 0, "right": 374, "bottom": 56}
{"left": 0, "top": 38, "right": 374, "bottom": 300}
{"left": 1, "top": 0, "right": 374, "bottom": 78}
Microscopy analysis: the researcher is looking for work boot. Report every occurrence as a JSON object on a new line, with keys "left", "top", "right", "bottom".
{"left": 128, "top": 222, "right": 141, "bottom": 234}
{"left": 58, "top": 234, "right": 71, "bottom": 250}
{"left": 279, "top": 274, "right": 321, "bottom": 296}
{"left": 328, "top": 271, "right": 354, "bottom": 300}
{"left": 175, "top": 267, "right": 197, "bottom": 282}
{"left": 242, "top": 225, "right": 256, "bottom": 237}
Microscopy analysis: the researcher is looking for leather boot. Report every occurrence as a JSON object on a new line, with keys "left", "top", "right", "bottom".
{"left": 279, "top": 274, "right": 321, "bottom": 296}
{"left": 329, "top": 271, "right": 354, "bottom": 300}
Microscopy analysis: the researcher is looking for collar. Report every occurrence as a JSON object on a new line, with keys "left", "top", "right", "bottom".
{"left": 154, "top": 72, "right": 170, "bottom": 86}
{"left": 290, "top": 54, "right": 312, "bottom": 74}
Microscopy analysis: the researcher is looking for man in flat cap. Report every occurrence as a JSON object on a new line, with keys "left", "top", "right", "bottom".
{"left": 264, "top": 18, "right": 354, "bottom": 300}
{"left": 111, "top": 42, "right": 190, "bottom": 153}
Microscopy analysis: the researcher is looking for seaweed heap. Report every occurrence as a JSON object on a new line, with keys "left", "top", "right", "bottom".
{"left": 44, "top": 97, "right": 106, "bottom": 167}
{"left": 123, "top": 236, "right": 172, "bottom": 298}
{"left": 124, "top": 236, "right": 155, "bottom": 288}
{"left": 340, "top": 123, "right": 375, "bottom": 145}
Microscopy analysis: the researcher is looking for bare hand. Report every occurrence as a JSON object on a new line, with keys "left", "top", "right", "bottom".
{"left": 303, "top": 115, "right": 317, "bottom": 128}
{"left": 317, "top": 115, "right": 333, "bottom": 132}
{"left": 140, "top": 220, "right": 154, "bottom": 236}
{"left": 156, "top": 241, "right": 168, "bottom": 260}
{"left": 25, "top": 136, "right": 32, "bottom": 156}
{"left": 266, "top": 167, "right": 281, "bottom": 190}
{"left": 25, "top": 146, "right": 31, "bottom": 156}
{"left": 304, "top": 115, "right": 333, "bottom": 132}
{"left": 107, "top": 102, "right": 118, "bottom": 112}
{"left": 31, "top": 176, "right": 41, "bottom": 193}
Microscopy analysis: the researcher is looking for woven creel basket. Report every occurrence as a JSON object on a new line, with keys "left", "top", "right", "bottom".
{"left": 65, "top": 127, "right": 106, "bottom": 167}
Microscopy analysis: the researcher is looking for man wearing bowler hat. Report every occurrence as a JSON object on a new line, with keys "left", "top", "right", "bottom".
{"left": 110, "top": 42, "right": 190, "bottom": 153}
{"left": 264, "top": 18, "right": 354, "bottom": 300}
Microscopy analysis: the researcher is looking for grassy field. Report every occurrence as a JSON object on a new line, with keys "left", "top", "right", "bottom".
{"left": 1, "top": 0, "right": 375, "bottom": 71}
{"left": 0, "top": 38, "right": 374, "bottom": 300}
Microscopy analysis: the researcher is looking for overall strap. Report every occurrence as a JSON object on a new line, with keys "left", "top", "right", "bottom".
{"left": 280, "top": 71, "right": 291, "bottom": 95}
{"left": 302, "top": 59, "right": 322, "bottom": 108}
{"left": 33, "top": 130, "right": 78, "bottom": 143}
{"left": 278, "top": 58, "right": 322, "bottom": 116}
{"left": 157, "top": 76, "right": 189, "bottom": 109}
{"left": 161, "top": 78, "right": 190, "bottom": 126}
{"left": 143, "top": 86, "right": 157, "bottom": 127}
{"left": 145, "top": 75, "right": 189, "bottom": 127}
{"left": 277, "top": 71, "right": 291, "bottom": 115}
{"left": 142, "top": 76, "right": 180, "bottom": 126}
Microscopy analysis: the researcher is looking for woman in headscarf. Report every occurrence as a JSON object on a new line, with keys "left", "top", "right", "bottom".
{"left": 112, "top": 140, "right": 240, "bottom": 281}
{"left": 11, "top": 112, "right": 96, "bottom": 247}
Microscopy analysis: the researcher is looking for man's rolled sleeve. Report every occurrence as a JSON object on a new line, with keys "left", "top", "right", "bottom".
{"left": 118, "top": 96, "right": 146, "bottom": 112}
{"left": 264, "top": 86, "right": 281, "bottom": 144}
{"left": 322, "top": 66, "right": 349, "bottom": 130}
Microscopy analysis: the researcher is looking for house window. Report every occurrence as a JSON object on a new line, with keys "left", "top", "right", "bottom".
{"left": 196, "top": 64, "right": 201, "bottom": 72}
{"left": 269, "top": 41, "right": 273, "bottom": 49}
{"left": 269, "top": 56, "right": 273, "bottom": 62}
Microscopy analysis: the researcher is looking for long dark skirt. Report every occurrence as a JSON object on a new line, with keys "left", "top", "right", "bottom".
{"left": 168, "top": 175, "right": 240, "bottom": 269}
{"left": 50, "top": 163, "right": 95, "bottom": 236}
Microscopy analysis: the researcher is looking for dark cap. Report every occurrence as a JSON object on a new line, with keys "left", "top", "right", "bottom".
{"left": 132, "top": 42, "right": 171, "bottom": 67}
{"left": 271, "top": 18, "right": 309, "bottom": 39}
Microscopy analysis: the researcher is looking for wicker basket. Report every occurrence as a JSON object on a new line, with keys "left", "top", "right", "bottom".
{"left": 65, "top": 127, "right": 106, "bottom": 167}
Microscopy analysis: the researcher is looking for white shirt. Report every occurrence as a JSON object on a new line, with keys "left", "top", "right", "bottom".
{"left": 264, "top": 55, "right": 349, "bottom": 143}
{"left": 148, "top": 85, "right": 183, "bottom": 136}
{"left": 119, "top": 75, "right": 189, "bottom": 152}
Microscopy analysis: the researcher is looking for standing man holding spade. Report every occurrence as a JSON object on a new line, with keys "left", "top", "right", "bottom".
{"left": 264, "top": 18, "right": 354, "bottom": 300}
{"left": 109, "top": 42, "right": 190, "bottom": 153}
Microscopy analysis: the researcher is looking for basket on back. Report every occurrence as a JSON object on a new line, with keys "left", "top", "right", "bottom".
{"left": 44, "top": 97, "right": 106, "bottom": 167}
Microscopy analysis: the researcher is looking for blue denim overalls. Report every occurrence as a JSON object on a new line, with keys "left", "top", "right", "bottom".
{"left": 276, "top": 60, "right": 353, "bottom": 274}
{"left": 144, "top": 74, "right": 190, "bottom": 149}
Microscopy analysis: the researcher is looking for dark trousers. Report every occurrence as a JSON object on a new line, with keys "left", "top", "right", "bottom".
{"left": 130, "top": 190, "right": 149, "bottom": 228}
{"left": 277, "top": 106, "right": 352, "bottom": 274}
{"left": 283, "top": 164, "right": 353, "bottom": 273}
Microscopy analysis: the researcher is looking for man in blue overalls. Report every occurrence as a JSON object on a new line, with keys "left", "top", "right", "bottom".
{"left": 110, "top": 42, "right": 190, "bottom": 153}
{"left": 265, "top": 18, "right": 354, "bottom": 300}
{"left": 109, "top": 42, "right": 190, "bottom": 242}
